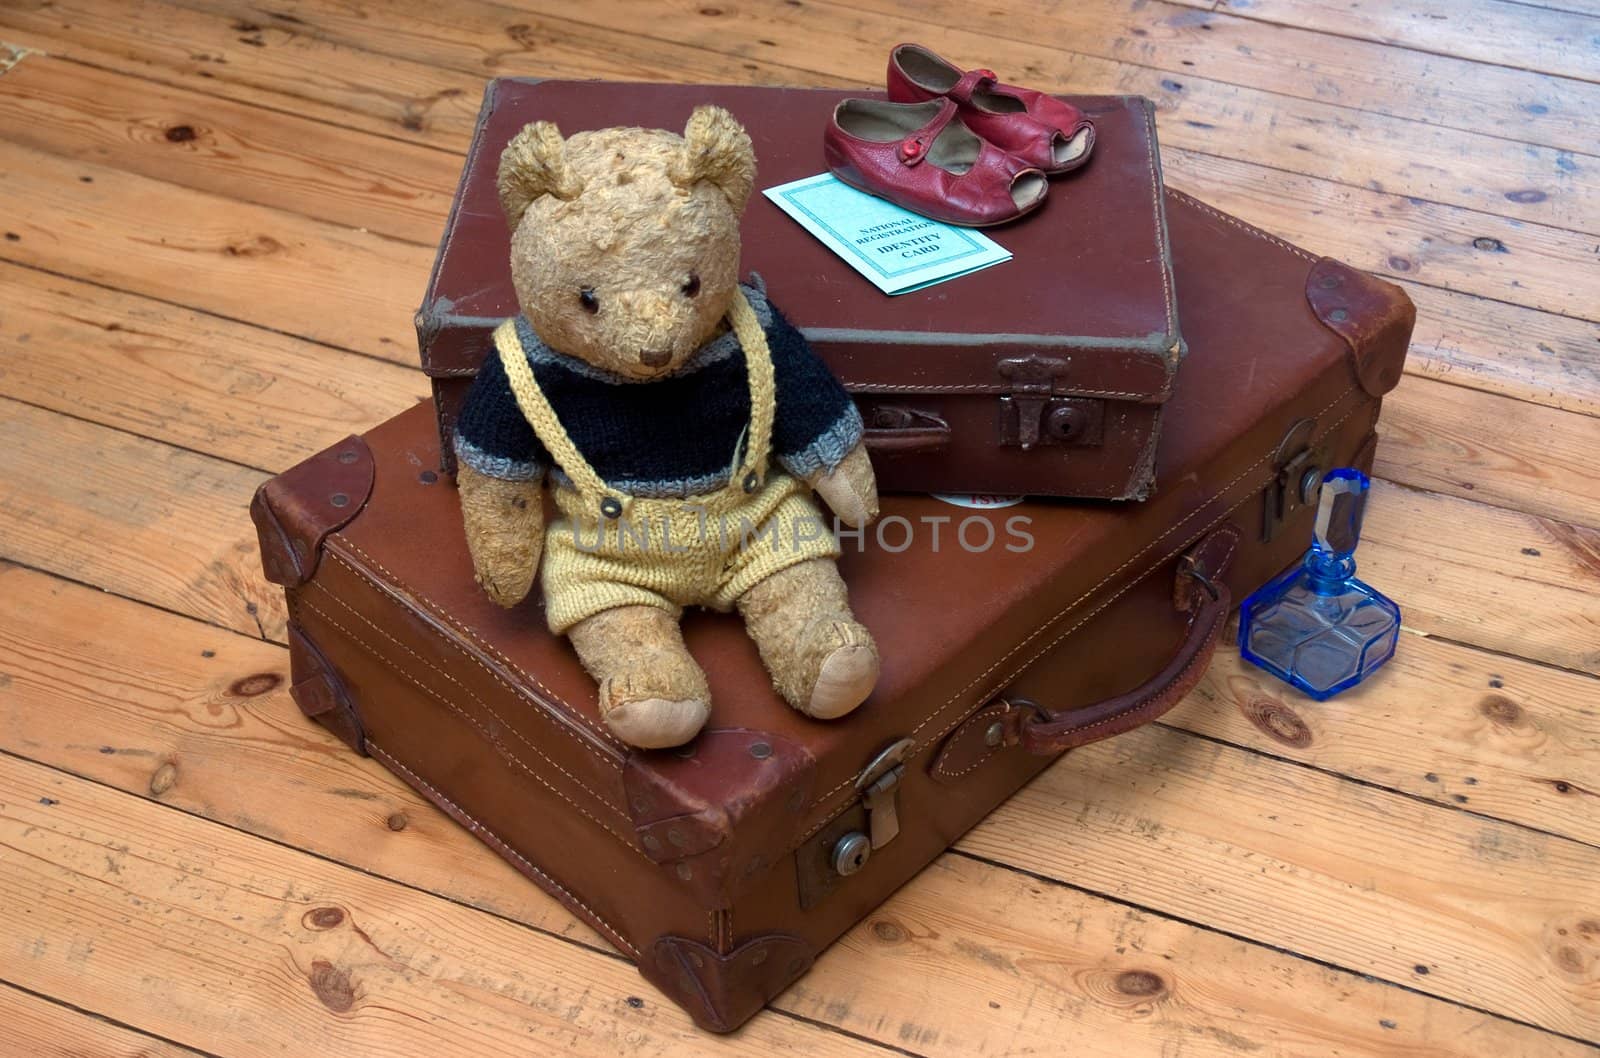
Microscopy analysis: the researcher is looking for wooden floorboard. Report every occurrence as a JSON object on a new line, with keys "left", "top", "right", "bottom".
{"left": 3, "top": 562, "right": 1593, "bottom": 1056}
{"left": 1, "top": 0, "right": 1596, "bottom": 1052}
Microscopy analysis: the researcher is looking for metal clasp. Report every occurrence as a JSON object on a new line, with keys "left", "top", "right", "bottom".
{"left": 854, "top": 737, "right": 914, "bottom": 849}
{"left": 996, "top": 356, "right": 1105, "bottom": 451}
{"left": 1262, "top": 419, "right": 1327, "bottom": 542}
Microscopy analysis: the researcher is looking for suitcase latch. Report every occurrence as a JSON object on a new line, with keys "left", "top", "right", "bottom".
{"left": 795, "top": 737, "right": 916, "bottom": 907}
{"left": 996, "top": 356, "right": 1104, "bottom": 450}
{"left": 1263, "top": 418, "right": 1328, "bottom": 542}
{"left": 853, "top": 736, "right": 914, "bottom": 852}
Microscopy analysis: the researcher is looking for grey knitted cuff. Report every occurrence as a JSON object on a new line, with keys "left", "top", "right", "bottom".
{"left": 454, "top": 433, "right": 544, "bottom": 482}
{"left": 777, "top": 403, "right": 865, "bottom": 480}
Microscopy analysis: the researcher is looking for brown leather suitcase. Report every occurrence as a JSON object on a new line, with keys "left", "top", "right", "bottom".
{"left": 417, "top": 80, "right": 1182, "bottom": 500}
{"left": 253, "top": 166, "right": 1412, "bottom": 1030}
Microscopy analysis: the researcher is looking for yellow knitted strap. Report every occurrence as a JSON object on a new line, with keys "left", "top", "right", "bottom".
{"left": 493, "top": 320, "right": 624, "bottom": 515}
{"left": 727, "top": 288, "right": 776, "bottom": 482}
{"left": 492, "top": 289, "right": 776, "bottom": 513}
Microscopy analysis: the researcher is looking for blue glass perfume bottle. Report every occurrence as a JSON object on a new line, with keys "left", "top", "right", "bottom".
{"left": 1238, "top": 467, "right": 1400, "bottom": 699}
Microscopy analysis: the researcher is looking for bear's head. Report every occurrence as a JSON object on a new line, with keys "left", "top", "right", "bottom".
{"left": 496, "top": 106, "right": 756, "bottom": 380}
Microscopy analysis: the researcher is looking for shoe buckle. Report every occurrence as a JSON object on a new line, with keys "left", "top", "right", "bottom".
{"left": 898, "top": 137, "right": 927, "bottom": 166}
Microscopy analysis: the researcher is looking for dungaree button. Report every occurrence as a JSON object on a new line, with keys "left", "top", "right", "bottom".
{"left": 742, "top": 472, "right": 759, "bottom": 494}
{"left": 600, "top": 497, "right": 623, "bottom": 519}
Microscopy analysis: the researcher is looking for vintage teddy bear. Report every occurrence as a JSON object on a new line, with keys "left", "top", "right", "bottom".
{"left": 452, "top": 107, "right": 881, "bottom": 750}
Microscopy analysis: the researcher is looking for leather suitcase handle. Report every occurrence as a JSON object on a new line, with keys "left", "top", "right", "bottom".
{"left": 860, "top": 405, "right": 951, "bottom": 453}
{"left": 1011, "top": 581, "right": 1229, "bottom": 754}
{"left": 929, "top": 525, "right": 1241, "bottom": 780}
{"left": 863, "top": 424, "right": 951, "bottom": 453}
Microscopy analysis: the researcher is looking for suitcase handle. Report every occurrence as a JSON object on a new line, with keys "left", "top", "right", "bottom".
{"left": 861, "top": 404, "right": 951, "bottom": 453}
{"left": 1010, "top": 580, "right": 1230, "bottom": 754}
{"left": 927, "top": 525, "right": 1239, "bottom": 781}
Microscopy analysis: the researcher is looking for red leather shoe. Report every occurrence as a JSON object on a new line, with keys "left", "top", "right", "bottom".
{"left": 887, "top": 44, "right": 1096, "bottom": 175}
{"left": 823, "top": 98, "right": 1048, "bottom": 227}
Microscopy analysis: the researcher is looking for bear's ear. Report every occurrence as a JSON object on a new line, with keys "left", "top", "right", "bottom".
{"left": 498, "top": 122, "right": 583, "bottom": 228}
{"left": 669, "top": 105, "right": 755, "bottom": 212}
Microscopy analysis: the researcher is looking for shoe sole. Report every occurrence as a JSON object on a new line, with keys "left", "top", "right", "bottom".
{"left": 828, "top": 168, "right": 1046, "bottom": 229}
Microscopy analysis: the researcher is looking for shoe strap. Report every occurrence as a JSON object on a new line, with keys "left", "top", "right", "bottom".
{"left": 898, "top": 98, "right": 959, "bottom": 167}
{"left": 948, "top": 67, "right": 998, "bottom": 107}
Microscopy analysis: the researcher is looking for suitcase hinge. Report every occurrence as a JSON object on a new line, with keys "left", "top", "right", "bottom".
{"left": 997, "top": 356, "right": 1104, "bottom": 450}
{"left": 1263, "top": 418, "right": 1329, "bottom": 542}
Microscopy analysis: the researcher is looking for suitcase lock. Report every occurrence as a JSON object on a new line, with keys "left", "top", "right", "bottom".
{"left": 832, "top": 737, "right": 915, "bottom": 876}
{"left": 997, "top": 356, "right": 1105, "bottom": 450}
{"left": 797, "top": 737, "right": 915, "bottom": 903}
{"left": 1263, "top": 418, "right": 1329, "bottom": 542}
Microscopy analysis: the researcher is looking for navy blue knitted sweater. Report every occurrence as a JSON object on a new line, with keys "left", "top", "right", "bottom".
{"left": 453, "top": 286, "right": 863, "bottom": 498}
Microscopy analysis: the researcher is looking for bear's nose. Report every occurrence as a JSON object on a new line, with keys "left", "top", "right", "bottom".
{"left": 639, "top": 349, "right": 672, "bottom": 368}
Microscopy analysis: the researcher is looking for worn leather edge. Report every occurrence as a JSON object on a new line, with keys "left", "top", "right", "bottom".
{"left": 1137, "top": 94, "right": 1184, "bottom": 360}
{"left": 1305, "top": 257, "right": 1415, "bottom": 398}
{"left": 624, "top": 728, "right": 816, "bottom": 910}
{"left": 287, "top": 621, "right": 368, "bottom": 756}
{"left": 251, "top": 435, "right": 374, "bottom": 587}
{"left": 415, "top": 76, "right": 506, "bottom": 372}
{"left": 433, "top": 378, "right": 461, "bottom": 478}
{"left": 641, "top": 932, "right": 815, "bottom": 1033}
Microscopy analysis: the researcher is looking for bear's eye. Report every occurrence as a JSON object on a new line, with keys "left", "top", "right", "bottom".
{"left": 578, "top": 287, "right": 599, "bottom": 314}
{"left": 681, "top": 272, "right": 701, "bottom": 299}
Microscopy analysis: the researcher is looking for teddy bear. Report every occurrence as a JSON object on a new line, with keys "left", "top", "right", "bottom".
{"left": 451, "top": 106, "right": 881, "bottom": 750}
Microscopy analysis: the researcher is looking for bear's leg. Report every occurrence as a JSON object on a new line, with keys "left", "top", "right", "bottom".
{"left": 567, "top": 605, "right": 710, "bottom": 749}
{"left": 737, "top": 558, "right": 878, "bottom": 719}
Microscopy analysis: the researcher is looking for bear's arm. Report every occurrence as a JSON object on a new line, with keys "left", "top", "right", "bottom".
{"left": 765, "top": 301, "right": 864, "bottom": 481}
{"left": 452, "top": 348, "right": 551, "bottom": 481}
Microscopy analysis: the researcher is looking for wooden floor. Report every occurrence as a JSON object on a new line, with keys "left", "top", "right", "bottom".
{"left": 0, "top": 0, "right": 1597, "bottom": 1054}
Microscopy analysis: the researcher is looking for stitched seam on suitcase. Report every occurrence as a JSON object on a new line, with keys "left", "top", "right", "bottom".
{"left": 294, "top": 593, "right": 645, "bottom": 857}
{"left": 366, "top": 740, "right": 642, "bottom": 958}
{"left": 305, "top": 569, "right": 622, "bottom": 785}
{"left": 846, "top": 382, "right": 1157, "bottom": 397}
{"left": 327, "top": 538, "right": 628, "bottom": 754}
{"left": 1139, "top": 100, "right": 1177, "bottom": 340}
{"left": 1172, "top": 190, "right": 1319, "bottom": 264}
{"left": 798, "top": 385, "right": 1365, "bottom": 833}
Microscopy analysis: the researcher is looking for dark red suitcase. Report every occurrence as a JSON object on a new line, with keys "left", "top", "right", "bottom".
{"left": 417, "top": 79, "right": 1183, "bottom": 500}
{"left": 254, "top": 85, "right": 1412, "bottom": 1033}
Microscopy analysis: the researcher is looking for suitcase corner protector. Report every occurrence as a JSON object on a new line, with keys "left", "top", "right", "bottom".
{"left": 641, "top": 931, "right": 814, "bottom": 1033}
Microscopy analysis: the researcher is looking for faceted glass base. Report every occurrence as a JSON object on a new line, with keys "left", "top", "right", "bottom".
{"left": 1238, "top": 563, "right": 1401, "bottom": 700}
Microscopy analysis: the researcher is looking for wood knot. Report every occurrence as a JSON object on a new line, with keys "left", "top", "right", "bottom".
{"left": 230, "top": 673, "right": 282, "bottom": 697}
{"left": 1115, "top": 970, "right": 1165, "bottom": 997}
{"left": 148, "top": 761, "right": 178, "bottom": 797}
{"left": 871, "top": 919, "right": 905, "bottom": 944}
{"left": 1240, "top": 696, "right": 1313, "bottom": 748}
{"left": 165, "top": 124, "right": 198, "bottom": 143}
{"left": 308, "top": 959, "right": 355, "bottom": 1012}
{"left": 1478, "top": 693, "right": 1523, "bottom": 725}
{"left": 224, "top": 235, "right": 283, "bottom": 257}
{"left": 385, "top": 813, "right": 408, "bottom": 832}
{"left": 302, "top": 906, "right": 345, "bottom": 930}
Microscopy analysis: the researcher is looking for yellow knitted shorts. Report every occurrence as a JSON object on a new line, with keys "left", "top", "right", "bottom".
{"left": 540, "top": 474, "right": 840, "bottom": 634}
